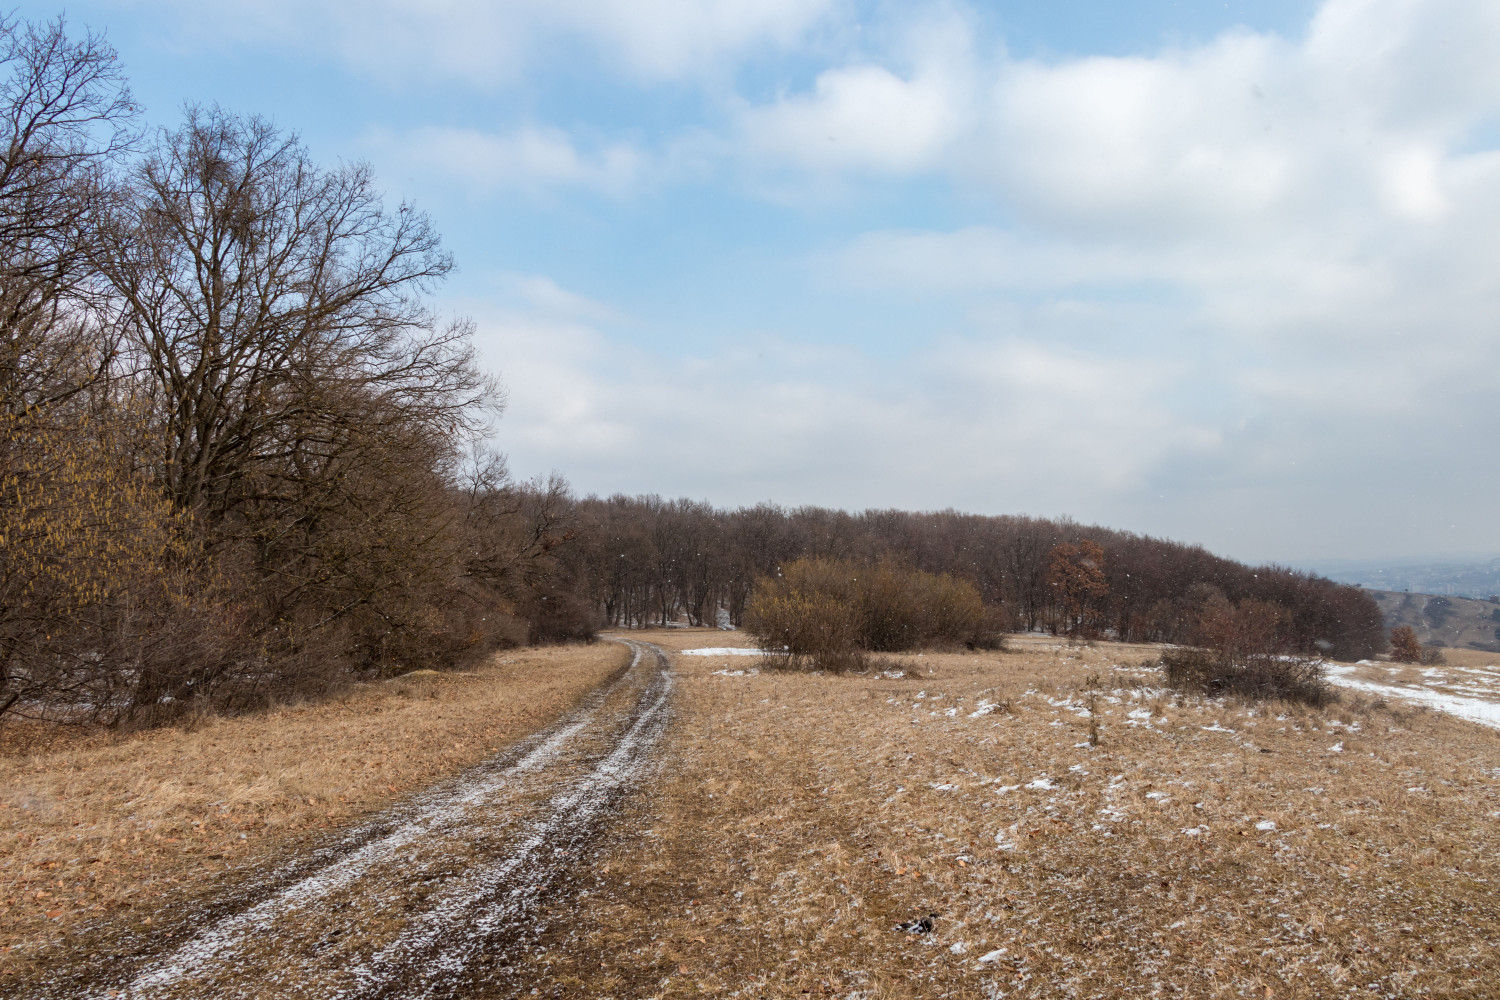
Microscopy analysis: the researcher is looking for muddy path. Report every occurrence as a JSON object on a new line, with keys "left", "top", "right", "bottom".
{"left": 17, "top": 638, "right": 672, "bottom": 1000}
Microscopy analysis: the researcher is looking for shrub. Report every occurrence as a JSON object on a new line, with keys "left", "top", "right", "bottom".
{"left": 1161, "top": 648, "right": 1332, "bottom": 707}
{"left": 744, "top": 558, "right": 997, "bottom": 671}
{"left": 1389, "top": 625, "right": 1423, "bottom": 664}
{"left": 1161, "top": 585, "right": 1331, "bottom": 706}
{"left": 745, "top": 587, "right": 865, "bottom": 672}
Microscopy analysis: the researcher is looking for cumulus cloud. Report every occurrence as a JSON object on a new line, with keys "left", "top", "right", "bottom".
{"left": 708, "top": 0, "right": 1500, "bottom": 557}
{"left": 371, "top": 125, "right": 646, "bottom": 194}
{"left": 738, "top": 64, "right": 963, "bottom": 173}
{"left": 129, "top": 0, "right": 1500, "bottom": 559}
{"left": 133, "top": 0, "right": 839, "bottom": 84}
{"left": 735, "top": 7, "right": 975, "bottom": 175}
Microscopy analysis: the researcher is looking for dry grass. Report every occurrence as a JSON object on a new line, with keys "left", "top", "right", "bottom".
{"left": 519, "top": 629, "right": 1500, "bottom": 998}
{"left": 0, "top": 642, "right": 628, "bottom": 975}
{"left": 1338, "top": 647, "right": 1500, "bottom": 702}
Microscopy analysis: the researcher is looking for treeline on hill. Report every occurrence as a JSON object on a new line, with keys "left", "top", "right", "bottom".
{"left": 0, "top": 18, "right": 576, "bottom": 724}
{"left": 549, "top": 498, "right": 1387, "bottom": 663}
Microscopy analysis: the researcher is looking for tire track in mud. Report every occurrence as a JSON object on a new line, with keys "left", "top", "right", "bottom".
{"left": 22, "top": 639, "right": 671, "bottom": 1000}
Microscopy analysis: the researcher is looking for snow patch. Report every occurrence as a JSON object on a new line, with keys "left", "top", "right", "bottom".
{"left": 1325, "top": 663, "right": 1500, "bottom": 731}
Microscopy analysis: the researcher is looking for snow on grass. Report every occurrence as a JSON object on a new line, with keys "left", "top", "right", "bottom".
{"left": 1325, "top": 663, "right": 1500, "bottom": 730}
{"left": 680, "top": 647, "right": 761, "bottom": 656}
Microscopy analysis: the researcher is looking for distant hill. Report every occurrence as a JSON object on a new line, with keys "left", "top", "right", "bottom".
{"left": 1367, "top": 589, "right": 1500, "bottom": 652}
{"left": 1319, "top": 559, "right": 1500, "bottom": 599}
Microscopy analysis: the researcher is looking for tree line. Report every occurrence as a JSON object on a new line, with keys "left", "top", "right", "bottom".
{"left": 548, "top": 497, "right": 1387, "bottom": 662}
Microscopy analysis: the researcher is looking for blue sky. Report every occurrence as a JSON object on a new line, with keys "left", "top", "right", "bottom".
{"left": 31, "top": 0, "right": 1500, "bottom": 566}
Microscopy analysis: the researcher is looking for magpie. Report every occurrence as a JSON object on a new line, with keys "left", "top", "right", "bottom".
{"left": 896, "top": 912, "right": 938, "bottom": 934}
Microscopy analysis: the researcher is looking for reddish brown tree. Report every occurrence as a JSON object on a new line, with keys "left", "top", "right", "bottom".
{"left": 1389, "top": 625, "right": 1423, "bottom": 664}
{"left": 1047, "top": 540, "right": 1109, "bottom": 637}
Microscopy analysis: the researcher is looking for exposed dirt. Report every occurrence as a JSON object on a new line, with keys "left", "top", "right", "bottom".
{"left": 6, "top": 639, "right": 671, "bottom": 1000}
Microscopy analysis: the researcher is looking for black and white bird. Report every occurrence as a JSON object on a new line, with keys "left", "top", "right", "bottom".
{"left": 896, "top": 912, "right": 938, "bottom": 934}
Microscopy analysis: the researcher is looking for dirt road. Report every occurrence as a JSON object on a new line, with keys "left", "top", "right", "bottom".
{"left": 19, "top": 638, "right": 671, "bottom": 1000}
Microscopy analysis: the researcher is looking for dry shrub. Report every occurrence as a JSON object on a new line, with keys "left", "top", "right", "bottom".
{"left": 1161, "top": 647, "right": 1332, "bottom": 706}
{"left": 1161, "top": 585, "right": 1332, "bottom": 706}
{"left": 745, "top": 584, "right": 866, "bottom": 673}
{"left": 1389, "top": 625, "right": 1423, "bottom": 663}
{"left": 0, "top": 405, "right": 248, "bottom": 723}
{"left": 744, "top": 558, "right": 997, "bottom": 671}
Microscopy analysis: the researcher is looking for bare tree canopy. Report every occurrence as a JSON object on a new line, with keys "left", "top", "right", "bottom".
{"left": 94, "top": 106, "right": 498, "bottom": 524}
{"left": 0, "top": 13, "right": 137, "bottom": 410}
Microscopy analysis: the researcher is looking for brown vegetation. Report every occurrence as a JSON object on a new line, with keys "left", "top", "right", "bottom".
{"left": 1391, "top": 624, "right": 1424, "bottom": 663}
{"left": 0, "top": 16, "right": 590, "bottom": 726}
{"left": 0, "top": 12, "right": 1387, "bottom": 733}
{"left": 0, "top": 641, "right": 627, "bottom": 972}
{"left": 565, "top": 499, "right": 1387, "bottom": 662}
{"left": 744, "top": 558, "right": 994, "bottom": 670}
{"left": 1046, "top": 539, "right": 1108, "bottom": 637}
{"left": 1161, "top": 585, "right": 1331, "bottom": 705}
{"left": 510, "top": 630, "right": 1500, "bottom": 998}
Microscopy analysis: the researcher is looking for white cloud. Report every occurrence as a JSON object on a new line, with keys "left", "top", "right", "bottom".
{"left": 137, "top": 0, "right": 839, "bottom": 84}
{"left": 465, "top": 284, "right": 1206, "bottom": 518}
{"left": 135, "top": 0, "right": 1500, "bottom": 560}
{"left": 372, "top": 125, "right": 646, "bottom": 194}
{"left": 739, "top": 64, "right": 963, "bottom": 173}
{"left": 735, "top": 7, "right": 975, "bottom": 175}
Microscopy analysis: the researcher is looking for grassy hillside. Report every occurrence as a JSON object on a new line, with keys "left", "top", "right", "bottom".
{"left": 1369, "top": 589, "right": 1500, "bottom": 652}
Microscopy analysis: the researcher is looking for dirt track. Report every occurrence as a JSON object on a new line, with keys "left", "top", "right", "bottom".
{"left": 17, "top": 638, "right": 671, "bottom": 1000}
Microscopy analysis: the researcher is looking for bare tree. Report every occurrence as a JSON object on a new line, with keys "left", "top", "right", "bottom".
{"left": 93, "top": 107, "right": 497, "bottom": 528}
{"left": 0, "top": 14, "right": 137, "bottom": 411}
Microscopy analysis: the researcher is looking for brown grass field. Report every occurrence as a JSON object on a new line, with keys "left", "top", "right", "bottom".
{"left": 0, "top": 641, "right": 629, "bottom": 978}
{"left": 4, "top": 631, "right": 1500, "bottom": 997}
{"left": 517, "top": 631, "right": 1500, "bottom": 998}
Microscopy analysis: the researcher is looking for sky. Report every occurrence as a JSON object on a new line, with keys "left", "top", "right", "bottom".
{"left": 27, "top": 0, "right": 1500, "bottom": 567}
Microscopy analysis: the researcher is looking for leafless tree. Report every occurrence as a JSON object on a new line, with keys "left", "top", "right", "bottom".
{"left": 0, "top": 14, "right": 137, "bottom": 411}
{"left": 93, "top": 107, "right": 497, "bottom": 528}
